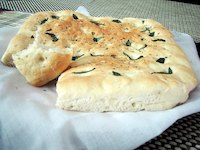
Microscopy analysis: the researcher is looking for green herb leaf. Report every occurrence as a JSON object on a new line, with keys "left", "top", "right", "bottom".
{"left": 90, "top": 53, "right": 104, "bottom": 57}
{"left": 123, "top": 52, "right": 132, "bottom": 60}
{"left": 51, "top": 15, "right": 59, "bottom": 19}
{"left": 149, "top": 32, "right": 155, "bottom": 37}
{"left": 142, "top": 20, "right": 145, "bottom": 24}
{"left": 135, "top": 56, "right": 144, "bottom": 60}
{"left": 31, "top": 35, "right": 34, "bottom": 39}
{"left": 152, "top": 67, "right": 173, "bottom": 74}
{"left": 72, "top": 54, "right": 84, "bottom": 61}
{"left": 168, "top": 67, "right": 173, "bottom": 74}
{"left": 46, "top": 29, "right": 52, "bottom": 32}
{"left": 152, "top": 39, "right": 166, "bottom": 42}
{"left": 73, "top": 14, "right": 78, "bottom": 20}
{"left": 40, "top": 18, "right": 48, "bottom": 25}
{"left": 123, "top": 52, "right": 143, "bottom": 60}
{"left": 73, "top": 68, "right": 95, "bottom": 74}
{"left": 45, "top": 33, "right": 58, "bottom": 42}
{"left": 156, "top": 58, "right": 165, "bottom": 64}
{"left": 141, "top": 27, "right": 151, "bottom": 33}
{"left": 112, "top": 19, "right": 121, "bottom": 23}
{"left": 112, "top": 71, "right": 122, "bottom": 76}
{"left": 90, "top": 20, "right": 104, "bottom": 26}
{"left": 138, "top": 44, "right": 147, "bottom": 51}
{"left": 93, "top": 37, "right": 103, "bottom": 42}
{"left": 125, "top": 40, "right": 131, "bottom": 46}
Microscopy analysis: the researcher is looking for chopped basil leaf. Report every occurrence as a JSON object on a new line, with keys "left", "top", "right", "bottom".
{"left": 72, "top": 54, "right": 84, "bottom": 61}
{"left": 142, "top": 20, "right": 145, "bottom": 24}
{"left": 141, "top": 27, "right": 156, "bottom": 38}
{"left": 51, "top": 15, "right": 59, "bottom": 19}
{"left": 149, "top": 32, "right": 155, "bottom": 37}
{"left": 90, "top": 53, "right": 104, "bottom": 57}
{"left": 93, "top": 37, "right": 103, "bottom": 42}
{"left": 141, "top": 27, "right": 151, "bottom": 33}
{"left": 112, "top": 19, "right": 121, "bottom": 23}
{"left": 90, "top": 20, "right": 104, "bottom": 26}
{"left": 73, "top": 68, "right": 95, "bottom": 74}
{"left": 112, "top": 71, "right": 122, "bottom": 76}
{"left": 73, "top": 14, "right": 78, "bottom": 20}
{"left": 152, "top": 67, "right": 173, "bottom": 74}
{"left": 156, "top": 58, "right": 165, "bottom": 64}
{"left": 168, "top": 67, "right": 173, "bottom": 74}
{"left": 46, "top": 29, "right": 52, "bottom": 31}
{"left": 45, "top": 33, "right": 58, "bottom": 42}
{"left": 31, "top": 35, "right": 34, "bottom": 39}
{"left": 125, "top": 40, "right": 131, "bottom": 46}
{"left": 40, "top": 18, "right": 48, "bottom": 25}
{"left": 136, "top": 56, "right": 144, "bottom": 60}
{"left": 123, "top": 52, "right": 132, "bottom": 60}
{"left": 138, "top": 44, "right": 147, "bottom": 51}
{"left": 123, "top": 52, "right": 143, "bottom": 60}
{"left": 152, "top": 39, "right": 166, "bottom": 42}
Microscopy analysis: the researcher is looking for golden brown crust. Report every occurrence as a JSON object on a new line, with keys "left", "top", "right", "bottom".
{"left": 1, "top": 10, "right": 198, "bottom": 110}
{"left": 54, "top": 11, "right": 197, "bottom": 111}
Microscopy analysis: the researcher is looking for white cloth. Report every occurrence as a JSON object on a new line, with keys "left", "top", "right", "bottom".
{"left": 0, "top": 7, "right": 200, "bottom": 150}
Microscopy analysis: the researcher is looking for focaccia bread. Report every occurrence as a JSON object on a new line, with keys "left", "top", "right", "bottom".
{"left": 54, "top": 11, "right": 198, "bottom": 112}
{"left": 1, "top": 11, "right": 87, "bottom": 86}
{"left": 1, "top": 11, "right": 86, "bottom": 66}
{"left": 1, "top": 10, "right": 198, "bottom": 111}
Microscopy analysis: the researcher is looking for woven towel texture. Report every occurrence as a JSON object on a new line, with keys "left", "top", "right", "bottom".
{"left": 0, "top": 0, "right": 200, "bottom": 42}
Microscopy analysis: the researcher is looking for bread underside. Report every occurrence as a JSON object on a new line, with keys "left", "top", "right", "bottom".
{"left": 1, "top": 10, "right": 198, "bottom": 111}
